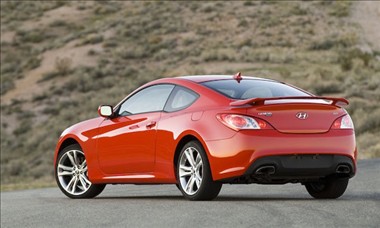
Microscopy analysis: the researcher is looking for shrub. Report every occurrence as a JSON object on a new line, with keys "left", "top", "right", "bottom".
{"left": 103, "top": 40, "right": 118, "bottom": 48}
{"left": 42, "top": 107, "right": 60, "bottom": 115}
{"left": 314, "top": 82, "right": 342, "bottom": 95}
{"left": 309, "top": 38, "right": 336, "bottom": 50}
{"left": 32, "top": 93, "right": 48, "bottom": 102}
{"left": 338, "top": 53, "right": 353, "bottom": 71}
{"left": 23, "top": 57, "right": 41, "bottom": 70}
{"left": 55, "top": 57, "right": 72, "bottom": 75}
{"left": 81, "top": 35, "right": 104, "bottom": 45}
{"left": 309, "top": 33, "right": 357, "bottom": 51}
{"left": 87, "top": 49, "right": 97, "bottom": 56}
{"left": 16, "top": 29, "right": 45, "bottom": 43}
{"left": 201, "top": 49, "right": 237, "bottom": 62}
{"left": 337, "top": 48, "right": 374, "bottom": 71}
{"left": 244, "top": 1, "right": 256, "bottom": 6}
{"left": 18, "top": 110, "right": 35, "bottom": 119}
{"left": 201, "top": 5, "right": 213, "bottom": 13}
{"left": 119, "top": 46, "right": 149, "bottom": 59}
{"left": 8, "top": 160, "right": 26, "bottom": 176}
{"left": 260, "top": 0, "right": 277, "bottom": 5}
{"left": 49, "top": 20, "right": 67, "bottom": 27}
{"left": 0, "top": 1, "right": 65, "bottom": 23}
{"left": 94, "top": 3, "right": 120, "bottom": 15}
{"left": 39, "top": 71, "right": 61, "bottom": 82}
{"left": 238, "top": 19, "right": 249, "bottom": 27}
{"left": 356, "top": 109, "right": 380, "bottom": 134}
{"left": 329, "top": 1, "right": 352, "bottom": 18}
{"left": 291, "top": 4, "right": 308, "bottom": 16}
{"left": 0, "top": 79, "right": 15, "bottom": 95}
{"left": 13, "top": 120, "right": 32, "bottom": 136}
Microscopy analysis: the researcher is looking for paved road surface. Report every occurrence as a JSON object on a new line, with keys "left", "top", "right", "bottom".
{"left": 1, "top": 159, "right": 379, "bottom": 228}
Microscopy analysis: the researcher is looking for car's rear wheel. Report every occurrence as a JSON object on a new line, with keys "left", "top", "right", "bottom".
{"left": 55, "top": 144, "right": 105, "bottom": 199}
{"left": 305, "top": 177, "right": 349, "bottom": 199}
{"left": 176, "top": 141, "right": 222, "bottom": 200}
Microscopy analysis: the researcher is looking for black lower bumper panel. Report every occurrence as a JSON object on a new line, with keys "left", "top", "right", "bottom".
{"left": 223, "top": 154, "right": 355, "bottom": 184}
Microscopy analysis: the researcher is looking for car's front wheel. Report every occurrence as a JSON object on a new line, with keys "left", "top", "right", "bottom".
{"left": 55, "top": 144, "right": 105, "bottom": 198}
{"left": 305, "top": 177, "right": 349, "bottom": 199}
{"left": 176, "top": 141, "right": 222, "bottom": 200}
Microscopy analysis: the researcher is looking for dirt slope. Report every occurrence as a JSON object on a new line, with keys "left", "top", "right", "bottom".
{"left": 1, "top": 1, "right": 380, "bottom": 187}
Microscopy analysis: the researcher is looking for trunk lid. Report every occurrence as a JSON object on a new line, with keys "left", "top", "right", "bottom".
{"left": 233, "top": 97, "right": 348, "bottom": 134}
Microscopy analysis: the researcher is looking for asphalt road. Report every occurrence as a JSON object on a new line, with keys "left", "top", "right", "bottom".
{"left": 1, "top": 159, "right": 379, "bottom": 228}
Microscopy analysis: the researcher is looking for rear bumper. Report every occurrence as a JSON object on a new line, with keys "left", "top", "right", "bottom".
{"left": 245, "top": 154, "right": 354, "bottom": 177}
{"left": 241, "top": 154, "right": 353, "bottom": 184}
{"left": 205, "top": 129, "right": 357, "bottom": 181}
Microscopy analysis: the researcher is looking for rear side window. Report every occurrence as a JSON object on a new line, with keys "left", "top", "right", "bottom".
{"left": 164, "top": 86, "right": 199, "bottom": 112}
{"left": 201, "top": 79, "right": 309, "bottom": 99}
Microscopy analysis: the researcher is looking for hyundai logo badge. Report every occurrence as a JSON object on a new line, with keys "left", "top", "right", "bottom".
{"left": 296, "top": 112, "right": 308, "bottom": 120}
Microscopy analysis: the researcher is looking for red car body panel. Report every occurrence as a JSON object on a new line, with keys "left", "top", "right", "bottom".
{"left": 204, "top": 129, "right": 356, "bottom": 180}
{"left": 54, "top": 76, "right": 357, "bottom": 184}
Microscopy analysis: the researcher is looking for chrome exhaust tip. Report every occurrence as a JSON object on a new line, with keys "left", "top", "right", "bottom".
{"left": 336, "top": 164, "right": 351, "bottom": 174}
{"left": 255, "top": 165, "right": 276, "bottom": 175}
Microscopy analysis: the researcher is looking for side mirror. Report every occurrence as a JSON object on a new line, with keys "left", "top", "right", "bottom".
{"left": 98, "top": 105, "right": 113, "bottom": 118}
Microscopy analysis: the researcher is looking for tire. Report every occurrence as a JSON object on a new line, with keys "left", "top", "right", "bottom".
{"left": 305, "top": 177, "right": 349, "bottom": 199}
{"left": 55, "top": 144, "right": 106, "bottom": 199}
{"left": 176, "top": 141, "right": 222, "bottom": 201}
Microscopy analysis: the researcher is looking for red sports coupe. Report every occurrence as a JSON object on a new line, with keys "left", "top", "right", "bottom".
{"left": 54, "top": 74, "right": 357, "bottom": 200}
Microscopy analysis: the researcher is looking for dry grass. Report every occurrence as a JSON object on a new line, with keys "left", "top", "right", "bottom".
{"left": 1, "top": 178, "right": 55, "bottom": 192}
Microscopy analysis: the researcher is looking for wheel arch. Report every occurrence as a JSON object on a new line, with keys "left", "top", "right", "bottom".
{"left": 54, "top": 136, "right": 82, "bottom": 167}
{"left": 58, "top": 138, "right": 81, "bottom": 153}
{"left": 173, "top": 133, "right": 214, "bottom": 181}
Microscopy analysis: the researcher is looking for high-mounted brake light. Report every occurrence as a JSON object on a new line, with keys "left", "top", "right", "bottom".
{"left": 233, "top": 72, "right": 242, "bottom": 83}
{"left": 217, "top": 114, "right": 273, "bottom": 131}
{"left": 331, "top": 115, "right": 354, "bottom": 129}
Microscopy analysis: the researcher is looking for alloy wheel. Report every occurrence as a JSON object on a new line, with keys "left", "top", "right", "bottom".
{"left": 179, "top": 147, "right": 203, "bottom": 195}
{"left": 57, "top": 150, "right": 92, "bottom": 195}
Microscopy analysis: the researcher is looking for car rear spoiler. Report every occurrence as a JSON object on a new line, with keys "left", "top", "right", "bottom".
{"left": 230, "top": 96, "right": 349, "bottom": 107}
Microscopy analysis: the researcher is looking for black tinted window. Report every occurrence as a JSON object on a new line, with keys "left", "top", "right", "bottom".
{"left": 202, "top": 79, "right": 309, "bottom": 99}
{"left": 118, "top": 84, "right": 174, "bottom": 116}
{"left": 164, "top": 86, "right": 199, "bottom": 112}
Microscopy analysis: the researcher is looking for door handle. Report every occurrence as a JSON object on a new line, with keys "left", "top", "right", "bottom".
{"left": 146, "top": 121, "right": 156, "bottom": 129}
{"left": 129, "top": 124, "right": 139, "bottom": 130}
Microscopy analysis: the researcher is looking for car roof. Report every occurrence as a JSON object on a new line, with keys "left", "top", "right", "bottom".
{"left": 177, "top": 75, "right": 276, "bottom": 83}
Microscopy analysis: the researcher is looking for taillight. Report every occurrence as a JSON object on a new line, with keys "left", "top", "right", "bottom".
{"left": 217, "top": 114, "right": 273, "bottom": 131}
{"left": 331, "top": 115, "right": 354, "bottom": 129}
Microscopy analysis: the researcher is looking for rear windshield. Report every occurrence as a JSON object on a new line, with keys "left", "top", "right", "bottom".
{"left": 201, "top": 79, "right": 310, "bottom": 99}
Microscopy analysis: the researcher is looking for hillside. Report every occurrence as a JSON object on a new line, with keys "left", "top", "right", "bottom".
{"left": 1, "top": 1, "right": 380, "bottom": 188}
